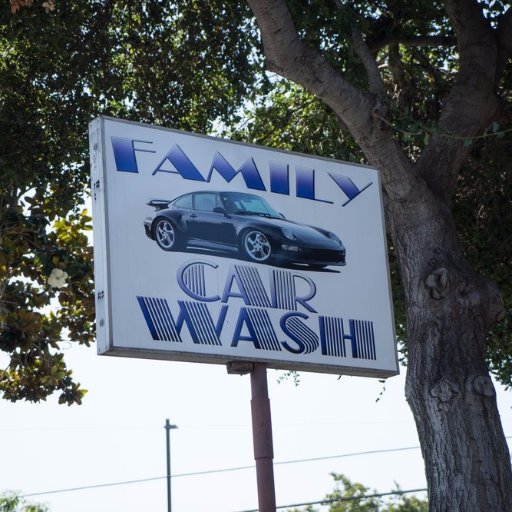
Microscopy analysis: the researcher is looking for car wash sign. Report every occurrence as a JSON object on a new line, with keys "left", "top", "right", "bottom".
{"left": 89, "top": 116, "right": 398, "bottom": 377}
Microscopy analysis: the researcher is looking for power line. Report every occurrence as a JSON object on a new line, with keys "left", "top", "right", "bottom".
{"left": 274, "top": 445, "right": 421, "bottom": 467}
{"left": 234, "top": 487, "right": 429, "bottom": 512}
{"left": 19, "top": 437, "right": 512, "bottom": 499}
{"left": 21, "top": 477, "right": 166, "bottom": 498}
{"left": 20, "top": 445, "right": 423, "bottom": 498}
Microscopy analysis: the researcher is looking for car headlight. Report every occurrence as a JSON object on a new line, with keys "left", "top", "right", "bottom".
{"left": 281, "top": 227, "right": 297, "bottom": 240}
{"left": 327, "top": 232, "right": 342, "bottom": 245}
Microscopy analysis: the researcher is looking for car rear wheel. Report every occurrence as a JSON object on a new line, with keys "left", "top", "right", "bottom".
{"left": 241, "top": 230, "right": 272, "bottom": 263}
{"left": 154, "top": 218, "right": 181, "bottom": 251}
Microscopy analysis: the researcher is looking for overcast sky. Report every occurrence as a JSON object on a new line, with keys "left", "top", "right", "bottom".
{"left": 1, "top": 343, "right": 511, "bottom": 512}
{"left": 3, "top": 119, "right": 511, "bottom": 510}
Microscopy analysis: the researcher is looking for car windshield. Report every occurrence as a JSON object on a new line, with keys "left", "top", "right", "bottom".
{"left": 221, "top": 192, "right": 281, "bottom": 218}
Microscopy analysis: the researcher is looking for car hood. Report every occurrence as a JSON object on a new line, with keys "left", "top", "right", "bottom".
{"left": 248, "top": 216, "right": 339, "bottom": 244}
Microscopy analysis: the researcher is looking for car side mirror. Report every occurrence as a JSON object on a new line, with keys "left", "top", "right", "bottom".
{"left": 213, "top": 206, "right": 227, "bottom": 215}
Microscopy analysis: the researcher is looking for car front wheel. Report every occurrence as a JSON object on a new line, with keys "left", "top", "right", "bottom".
{"left": 241, "top": 230, "right": 272, "bottom": 263}
{"left": 154, "top": 218, "right": 181, "bottom": 251}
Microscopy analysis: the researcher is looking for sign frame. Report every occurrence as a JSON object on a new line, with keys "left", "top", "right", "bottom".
{"left": 89, "top": 116, "right": 398, "bottom": 378}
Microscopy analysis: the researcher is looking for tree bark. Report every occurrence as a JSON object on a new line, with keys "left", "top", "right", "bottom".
{"left": 389, "top": 185, "right": 510, "bottom": 511}
{"left": 246, "top": 0, "right": 512, "bottom": 509}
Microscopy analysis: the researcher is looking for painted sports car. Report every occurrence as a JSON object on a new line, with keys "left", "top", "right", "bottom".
{"left": 143, "top": 191, "right": 346, "bottom": 268}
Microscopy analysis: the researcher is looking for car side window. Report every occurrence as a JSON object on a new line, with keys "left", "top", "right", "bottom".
{"left": 194, "top": 193, "right": 218, "bottom": 212}
{"left": 174, "top": 194, "right": 193, "bottom": 209}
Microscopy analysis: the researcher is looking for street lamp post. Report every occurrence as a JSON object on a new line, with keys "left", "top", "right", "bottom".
{"left": 165, "top": 419, "right": 178, "bottom": 512}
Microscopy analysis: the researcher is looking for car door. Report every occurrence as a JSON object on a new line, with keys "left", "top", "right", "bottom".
{"left": 189, "top": 192, "right": 236, "bottom": 245}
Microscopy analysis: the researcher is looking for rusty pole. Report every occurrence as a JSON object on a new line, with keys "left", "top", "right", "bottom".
{"left": 250, "top": 363, "right": 276, "bottom": 512}
{"left": 165, "top": 419, "right": 178, "bottom": 512}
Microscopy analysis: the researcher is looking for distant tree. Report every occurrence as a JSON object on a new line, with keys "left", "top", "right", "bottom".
{"left": 287, "top": 473, "right": 428, "bottom": 512}
{"left": 0, "top": 493, "right": 47, "bottom": 512}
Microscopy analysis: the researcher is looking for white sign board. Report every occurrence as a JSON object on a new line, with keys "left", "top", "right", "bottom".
{"left": 89, "top": 116, "right": 398, "bottom": 377}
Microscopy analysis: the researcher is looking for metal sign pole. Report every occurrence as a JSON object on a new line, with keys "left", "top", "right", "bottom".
{"left": 165, "top": 419, "right": 178, "bottom": 512}
{"left": 250, "top": 363, "right": 277, "bottom": 512}
{"left": 227, "top": 362, "right": 277, "bottom": 511}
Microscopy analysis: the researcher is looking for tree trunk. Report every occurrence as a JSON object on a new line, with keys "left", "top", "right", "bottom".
{"left": 245, "top": 0, "right": 512, "bottom": 508}
{"left": 407, "top": 309, "right": 512, "bottom": 511}
{"left": 387, "top": 183, "right": 512, "bottom": 510}
{"left": 356, "top": 125, "right": 512, "bottom": 511}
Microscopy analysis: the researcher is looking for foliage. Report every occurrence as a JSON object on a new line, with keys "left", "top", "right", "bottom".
{"left": 0, "top": 0, "right": 261, "bottom": 403}
{"left": 454, "top": 126, "right": 512, "bottom": 385}
{"left": 287, "top": 473, "right": 428, "bottom": 512}
{"left": 226, "top": 3, "right": 512, "bottom": 382}
{"left": 0, "top": 493, "right": 48, "bottom": 512}
{"left": 245, "top": 0, "right": 512, "bottom": 507}
{"left": 226, "top": 80, "right": 364, "bottom": 162}
{"left": 1, "top": 0, "right": 511, "bottom": 407}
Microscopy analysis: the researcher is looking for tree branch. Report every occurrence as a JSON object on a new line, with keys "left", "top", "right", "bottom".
{"left": 368, "top": 35, "right": 456, "bottom": 54}
{"left": 246, "top": 0, "right": 415, "bottom": 203}
{"left": 351, "top": 27, "right": 386, "bottom": 97}
{"left": 81, "top": 0, "right": 117, "bottom": 43}
{"left": 415, "top": 0, "right": 501, "bottom": 203}
{"left": 388, "top": 43, "right": 414, "bottom": 110}
{"left": 245, "top": 0, "right": 371, "bottom": 124}
{"left": 497, "top": 8, "right": 512, "bottom": 79}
